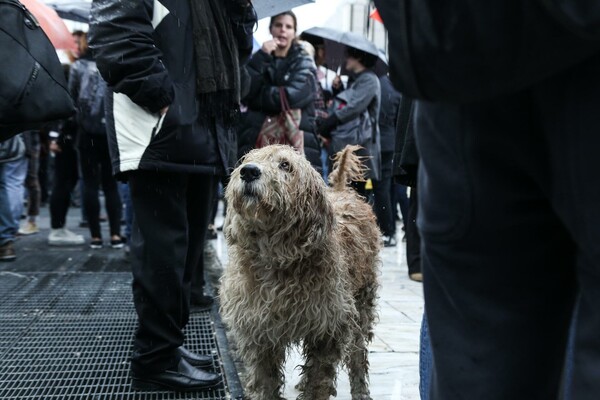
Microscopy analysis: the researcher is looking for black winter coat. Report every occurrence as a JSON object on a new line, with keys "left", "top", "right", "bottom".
{"left": 89, "top": 0, "right": 255, "bottom": 176}
{"left": 237, "top": 43, "right": 321, "bottom": 172}
{"left": 378, "top": 75, "right": 401, "bottom": 153}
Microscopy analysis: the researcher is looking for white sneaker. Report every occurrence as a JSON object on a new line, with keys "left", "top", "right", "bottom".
{"left": 18, "top": 221, "right": 39, "bottom": 236}
{"left": 48, "top": 228, "right": 85, "bottom": 246}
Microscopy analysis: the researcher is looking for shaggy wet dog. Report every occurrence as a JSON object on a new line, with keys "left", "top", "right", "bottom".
{"left": 220, "top": 145, "right": 380, "bottom": 400}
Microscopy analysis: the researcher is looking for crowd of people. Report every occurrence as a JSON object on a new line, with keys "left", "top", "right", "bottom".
{"left": 1, "top": 2, "right": 418, "bottom": 393}
{"left": 22, "top": 0, "right": 600, "bottom": 398}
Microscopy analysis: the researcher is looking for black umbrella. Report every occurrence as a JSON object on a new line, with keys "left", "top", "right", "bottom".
{"left": 254, "top": 0, "right": 315, "bottom": 19}
{"left": 301, "top": 26, "right": 388, "bottom": 76}
{"left": 43, "top": 0, "right": 315, "bottom": 23}
{"left": 45, "top": 0, "right": 90, "bottom": 23}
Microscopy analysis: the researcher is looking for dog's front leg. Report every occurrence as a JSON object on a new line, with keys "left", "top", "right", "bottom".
{"left": 242, "top": 344, "right": 286, "bottom": 400}
{"left": 299, "top": 339, "right": 343, "bottom": 400}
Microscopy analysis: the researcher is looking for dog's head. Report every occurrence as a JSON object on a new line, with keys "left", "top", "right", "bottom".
{"left": 226, "top": 145, "right": 331, "bottom": 231}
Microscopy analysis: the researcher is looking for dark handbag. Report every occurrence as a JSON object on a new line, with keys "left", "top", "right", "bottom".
{"left": 374, "top": 0, "right": 600, "bottom": 103}
{"left": 0, "top": 0, "right": 75, "bottom": 141}
{"left": 255, "top": 87, "right": 304, "bottom": 153}
{"left": 0, "top": 134, "right": 25, "bottom": 163}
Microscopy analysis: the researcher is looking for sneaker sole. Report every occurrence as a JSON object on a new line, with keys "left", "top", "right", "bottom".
{"left": 48, "top": 241, "right": 85, "bottom": 246}
{"left": 18, "top": 231, "right": 39, "bottom": 236}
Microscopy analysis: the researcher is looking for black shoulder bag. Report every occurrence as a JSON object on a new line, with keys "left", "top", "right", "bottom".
{"left": 0, "top": 0, "right": 75, "bottom": 141}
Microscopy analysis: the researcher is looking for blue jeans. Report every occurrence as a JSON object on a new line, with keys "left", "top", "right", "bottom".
{"left": 420, "top": 313, "right": 433, "bottom": 400}
{"left": 118, "top": 182, "right": 133, "bottom": 242}
{"left": 0, "top": 164, "right": 15, "bottom": 245}
{"left": 2, "top": 157, "right": 27, "bottom": 230}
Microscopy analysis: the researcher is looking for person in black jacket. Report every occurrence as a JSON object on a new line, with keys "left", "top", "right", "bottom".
{"left": 318, "top": 47, "right": 382, "bottom": 197}
{"left": 375, "top": 1, "right": 600, "bottom": 399}
{"left": 69, "top": 33, "right": 123, "bottom": 249}
{"left": 237, "top": 11, "right": 321, "bottom": 172}
{"left": 372, "top": 74, "right": 400, "bottom": 247}
{"left": 89, "top": 0, "right": 255, "bottom": 392}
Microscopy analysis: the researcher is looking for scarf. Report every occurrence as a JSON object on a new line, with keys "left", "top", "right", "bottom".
{"left": 189, "top": 0, "right": 244, "bottom": 125}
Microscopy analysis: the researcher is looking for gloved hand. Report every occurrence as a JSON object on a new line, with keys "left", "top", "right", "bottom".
{"left": 316, "top": 113, "right": 340, "bottom": 138}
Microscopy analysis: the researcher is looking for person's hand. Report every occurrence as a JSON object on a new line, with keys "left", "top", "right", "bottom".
{"left": 317, "top": 113, "right": 340, "bottom": 138}
{"left": 49, "top": 141, "right": 61, "bottom": 154}
{"left": 261, "top": 39, "right": 279, "bottom": 55}
{"left": 332, "top": 75, "right": 342, "bottom": 90}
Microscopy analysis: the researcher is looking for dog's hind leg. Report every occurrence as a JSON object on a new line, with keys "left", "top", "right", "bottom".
{"left": 298, "top": 339, "right": 343, "bottom": 400}
{"left": 347, "top": 287, "right": 377, "bottom": 399}
{"left": 242, "top": 344, "right": 286, "bottom": 400}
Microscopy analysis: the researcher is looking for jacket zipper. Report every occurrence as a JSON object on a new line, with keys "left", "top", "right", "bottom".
{"left": 16, "top": 62, "right": 40, "bottom": 106}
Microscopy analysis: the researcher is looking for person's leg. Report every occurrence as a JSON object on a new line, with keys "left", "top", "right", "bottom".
{"left": 405, "top": 186, "right": 421, "bottom": 278}
{"left": 395, "top": 183, "right": 409, "bottom": 224}
{"left": 184, "top": 174, "right": 218, "bottom": 312}
{"left": 371, "top": 151, "right": 395, "bottom": 244}
{"left": 533, "top": 53, "right": 600, "bottom": 400}
{"left": 416, "top": 93, "right": 577, "bottom": 399}
{"left": 0, "top": 164, "right": 15, "bottom": 246}
{"left": 79, "top": 145, "right": 102, "bottom": 241}
{"left": 96, "top": 139, "right": 122, "bottom": 240}
{"left": 23, "top": 133, "right": 41, "bottom": 227}
{"left": 419, "top": 313, "right": 433, "bottom": 400}
{"left": 49, "top": 143, "right": 78, "bottom": 229}
{"left": 128, "top": 170, "right": 189, "bottom": 372}
{"left": 3, "top": 157, "right": 28, "bottom": 230}
{"left": 118, "top": 182, "right": 133, "bottom": 243}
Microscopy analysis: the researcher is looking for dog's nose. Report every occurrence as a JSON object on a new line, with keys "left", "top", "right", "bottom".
{"left": 240, "top": 164, "right": 261, "bottom": 183}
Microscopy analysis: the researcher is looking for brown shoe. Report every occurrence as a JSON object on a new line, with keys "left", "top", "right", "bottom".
{"left": 0, "top": 241, "right": 16, "bottom": 262}
{"left": 409, "top": 272, "right": 423, "bottom": 282}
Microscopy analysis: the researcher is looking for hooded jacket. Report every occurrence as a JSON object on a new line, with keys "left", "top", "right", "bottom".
{"left": 88, "top": 0, "right": 255, "bottom": 176}
{"left": 237, "top": 42, "right": 322, "bottom": 172}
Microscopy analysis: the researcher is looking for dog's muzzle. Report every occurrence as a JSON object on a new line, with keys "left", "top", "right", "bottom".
{"left": 240, "top": 164, "right": 261, "bottom": 183}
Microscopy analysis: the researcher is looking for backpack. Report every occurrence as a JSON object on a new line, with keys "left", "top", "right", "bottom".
{"left": 72, "top": 60, "right": 107, "bottom": 135}
{"left": 0, "top": 0, "right": 75, "bottom": 141}
{"left": 373, "top": 0, "right": 600, "bottom": 103}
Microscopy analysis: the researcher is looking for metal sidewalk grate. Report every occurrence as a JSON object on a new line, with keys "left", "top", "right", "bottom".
{"left": 0, "top": 272, "right": 234, "bottom": 399}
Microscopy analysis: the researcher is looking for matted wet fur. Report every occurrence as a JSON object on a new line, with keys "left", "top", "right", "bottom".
{"left": 220, "top": 145, "right": 381, "bottom": 399}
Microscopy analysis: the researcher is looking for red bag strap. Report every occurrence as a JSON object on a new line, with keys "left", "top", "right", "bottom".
{"left": 279, "top": 87, "right": 292, "bottom": 112}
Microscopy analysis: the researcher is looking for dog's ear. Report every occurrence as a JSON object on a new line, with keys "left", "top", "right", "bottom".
{"left": 292, "top": 167, "right": 335, "bottom": 236}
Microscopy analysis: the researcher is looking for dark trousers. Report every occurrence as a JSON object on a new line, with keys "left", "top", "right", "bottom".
{"left": 79, "top": 135, "right": 121, "bottom": 239}
{"left": 49, "top": 141, "right": 78, "bottom": 229}
{"left": 128, "top": 170, "right": 217, "bottom": 371}
{"left": 392, "top": 182, "right": 409, "bottom": 223}
{"left": 371, "top": 151, "right": 395, "bottom": 237}
{"left": 406, "top": 186, "right": 421, "bottom": 275}
{"left": 416, "top": 52, "right": 600, "bottom": 400}
{"left": 23, "top": 131, "right": 41, "bottom": 217}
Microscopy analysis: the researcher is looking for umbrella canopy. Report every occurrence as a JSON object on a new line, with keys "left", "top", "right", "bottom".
{"left": 41, "top": 0, "right": 314, "bottom": 22}
{"left": 20, "top": 0, "right": 76, "bottom": 50}
{"left": 253, "top": 0, "right": 315, "bottom": 19}
{"left": 301, "top": 27, "right": 388, "bottom": 76}
{"left": 45, "top": 0, "right": 90, "bottom": 23}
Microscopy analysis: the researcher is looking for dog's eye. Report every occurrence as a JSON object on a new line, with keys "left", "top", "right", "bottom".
{"left": 279, "top": 161, "right": 291, "bottom": 171}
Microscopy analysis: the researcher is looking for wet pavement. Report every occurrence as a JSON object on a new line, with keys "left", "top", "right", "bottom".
{"left": 1, "top": 202, "right": 423, "bottom": 399}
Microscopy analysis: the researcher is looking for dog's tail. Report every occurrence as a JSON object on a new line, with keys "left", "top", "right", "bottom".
{"left": 328, "top": 145, "right": 368, "bottom": 192}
